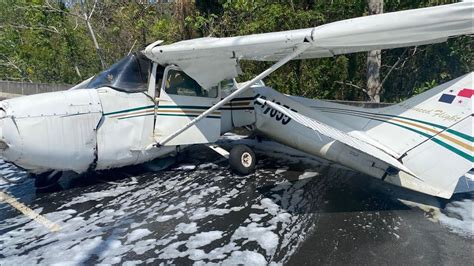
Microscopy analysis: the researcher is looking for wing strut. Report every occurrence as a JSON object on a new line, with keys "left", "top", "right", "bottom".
{"left": 157, "top": 42, "right": 311, "bottom": 146}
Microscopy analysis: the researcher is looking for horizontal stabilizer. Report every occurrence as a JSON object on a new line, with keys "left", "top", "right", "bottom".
{"left": 256, "top": 98, "right": 416, "bottom": 176}
{"left": 453, "top": 169, "right": 474, "bottom": 194}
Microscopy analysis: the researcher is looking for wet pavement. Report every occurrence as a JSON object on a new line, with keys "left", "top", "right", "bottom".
{"left": 0, "top": 135, "right": 472, "bottom": 265}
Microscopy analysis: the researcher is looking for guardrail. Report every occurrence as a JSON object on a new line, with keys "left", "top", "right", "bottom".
{"left": 0, "top": 80, "right": 72, "bottom": 96}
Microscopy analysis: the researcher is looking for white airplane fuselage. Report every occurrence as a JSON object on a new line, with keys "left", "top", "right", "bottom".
{"left": 0, "top": 81, "right": 257, "bottom": 175}
{"left": 0, "top": 88, "right": 170, "bottom": 174}
{"left": 0, "top": 65, "right": 471, "bottom": 199}
{"left": 0, "top": 82, "right": 380, "bottom": 177}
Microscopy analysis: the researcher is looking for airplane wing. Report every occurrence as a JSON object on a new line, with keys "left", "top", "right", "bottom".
{"left": 257, "top": 98, "right": 417, "bottom": 177}
{"left": 143, "top": 2, "right": 473, "bottom": 88}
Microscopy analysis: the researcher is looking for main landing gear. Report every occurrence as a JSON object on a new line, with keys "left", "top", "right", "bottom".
{"left": 206, "top": 144, "right": 257, "bottom": 175}
{"left": 229, "top": 145, "right": 256, "bottom": 175}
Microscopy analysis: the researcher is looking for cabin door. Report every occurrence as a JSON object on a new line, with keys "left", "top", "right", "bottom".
{"left": 154, "top": 66, "right": 221, "bottom": 146}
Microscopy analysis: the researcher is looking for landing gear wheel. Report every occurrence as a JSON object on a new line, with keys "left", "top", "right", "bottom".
{"left": 229, "top": 145, "right": 256, "bottom": 175}
{"left": 34, "top": 171, "right": 62, "bottom": 189}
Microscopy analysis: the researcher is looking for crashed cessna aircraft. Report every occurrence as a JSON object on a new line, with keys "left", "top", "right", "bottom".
{"left": 0, "top": 2, "right": 472, "bottom": 198}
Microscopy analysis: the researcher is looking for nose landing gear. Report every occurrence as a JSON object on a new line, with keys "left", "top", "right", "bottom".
{"left": 34, "top": 171, "right": 62, "bottom": 190}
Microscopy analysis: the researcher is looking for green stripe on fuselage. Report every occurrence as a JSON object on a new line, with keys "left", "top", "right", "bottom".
{"left": 117, "top": 112, "right": 221, "bottom": 120}
{"left": 382, "top": 121, "right": 473, "bottom": 162}
{"left": 326, "top": 110, "right": 474, "bottom": 162}
{"left": 105, "top": 105, "right": 216, "bottom": 116}
{"left": 446, "top": 129, "right": 474, "bottom": 143}
{"left": 104, "top": 105, "right": 154, "bottom": 116}
{"left": 156, "top": 113, "right": 221, "bottom": 119}
{"left": 158, "top": 105, "right": 213, "bottom": 110}
{"left": 314, "top": 107, "right": 472, "bottom": 143}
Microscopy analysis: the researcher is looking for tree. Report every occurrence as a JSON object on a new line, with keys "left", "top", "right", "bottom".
{"left": 78, "top": 0, "right": 106, "bottom": 69}
{"left": 366, "top": 0, "right": 383, "bottom": 102}
{"left": 38, "top": 0, "right": 106, "bottom": 70}
{"left": 0, "top": 0, "right": 470, "bottom": 102}
{"left": 174, "top": 0, "right": 195, "bottom": 39}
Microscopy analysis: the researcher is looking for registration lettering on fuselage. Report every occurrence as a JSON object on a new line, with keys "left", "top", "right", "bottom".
{"left": 254, "top": 95, "right": 297, "bottom": 125}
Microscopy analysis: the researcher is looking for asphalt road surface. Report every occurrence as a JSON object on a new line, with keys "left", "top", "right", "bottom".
{"left": 0, "top": 135, "right": 472, "bottom": 265}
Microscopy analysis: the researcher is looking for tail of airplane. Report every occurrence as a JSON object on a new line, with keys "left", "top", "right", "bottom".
{"left": 362, "top": 73, "right": 472, "bottom": 198}
{"left": 309, "top": 73, "right": 472, "bottom": 198}
{"left": 276, "top": 72, "right": 472, "bottom": 198}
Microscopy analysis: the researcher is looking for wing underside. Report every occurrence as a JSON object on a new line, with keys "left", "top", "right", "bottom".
{"left": 144, "top": 2, "right": 473, "bottom": 88}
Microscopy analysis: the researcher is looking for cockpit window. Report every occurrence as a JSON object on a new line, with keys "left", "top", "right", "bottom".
{"left": 86, "top": 53, "right": 151, "bottom": 92}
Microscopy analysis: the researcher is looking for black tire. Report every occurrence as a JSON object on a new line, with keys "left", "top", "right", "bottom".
{"left": 34, "top": 171, "right": 62, "bottom": 189}
{"left": 229, "top": 145, "right": 256, "bottom": 175}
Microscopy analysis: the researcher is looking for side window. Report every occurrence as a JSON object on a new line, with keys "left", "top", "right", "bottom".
{"left": 165, "top": 69, "right": 217, "bottom": 98}
{"left": 220, "top": 79, "right": 235, "bottom": 91}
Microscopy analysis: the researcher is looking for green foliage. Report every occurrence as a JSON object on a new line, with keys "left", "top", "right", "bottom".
{"left": 0, "top": 0, "right": 100, "bottom": 83}
{"left": 414, "top": 80, "right": 438, "bottom": 95}
{"left": 0, "top": 0, "right": 471, "bottom": 103}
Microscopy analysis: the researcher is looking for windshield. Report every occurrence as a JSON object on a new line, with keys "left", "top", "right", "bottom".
{"left": 86, "top": 53, "right": 151, "bottom": 92}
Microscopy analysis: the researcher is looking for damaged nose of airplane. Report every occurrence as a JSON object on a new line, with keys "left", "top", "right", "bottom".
{"left": 0, "top": 102, "right": 22, "bottom": 163}
{"left": 0, "top": 108, "right": 9, "bottom": 151}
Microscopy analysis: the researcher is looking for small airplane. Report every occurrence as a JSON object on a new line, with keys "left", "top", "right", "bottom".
{"left": 0, "top": 2, "right": 472, "bottom": 199}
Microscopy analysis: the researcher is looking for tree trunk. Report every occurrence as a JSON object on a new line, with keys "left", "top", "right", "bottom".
{"left": 80, "top": 0, "right": 106, "bottom": 70}
{"left": 366, "top": 0, "right": 383, "bottom": 102}
{"left": 174, "top": 0, "right": 194, "bottom": 39}
{"left": 74, "top": 65, "right": 82, "bottom": 78}
{"left": 85, "top": 17, "right": 106, "bottom": 70}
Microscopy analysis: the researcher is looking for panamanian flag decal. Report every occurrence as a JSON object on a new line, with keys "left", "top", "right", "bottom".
{"left": 438, "top": 88, "right": 473, "bottom": 106}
